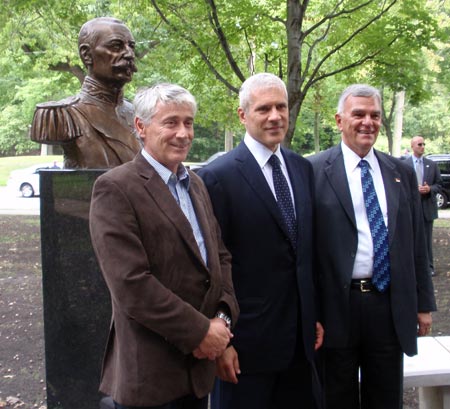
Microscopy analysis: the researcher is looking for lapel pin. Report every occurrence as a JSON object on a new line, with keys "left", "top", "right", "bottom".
{"left": 395, "top": 178, "right": 401, "bottom": 183}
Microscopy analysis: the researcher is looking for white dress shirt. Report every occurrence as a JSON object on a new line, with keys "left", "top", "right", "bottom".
{"left": 244, "top": 133, "right": 296, "bottom": 214}
{"left": 341, "top": 142, "right": 388, "bottom": 279}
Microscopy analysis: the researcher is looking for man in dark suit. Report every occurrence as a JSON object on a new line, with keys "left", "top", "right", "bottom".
{"left": 308, "top": 84, "right": 436, "bottom": 409}
{"left": 198, "top": 73, "right": 323, "bottom": 409}
{"left": 405, "top": 136, "right": 443, "bottom": 276}
{"left": 89, "top": 83, "right": 239, "bottom": 408}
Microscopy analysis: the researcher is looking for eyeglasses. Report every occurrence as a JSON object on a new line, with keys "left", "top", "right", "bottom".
{"left": 418, "top": 143, "right": 425, "bottom": 146}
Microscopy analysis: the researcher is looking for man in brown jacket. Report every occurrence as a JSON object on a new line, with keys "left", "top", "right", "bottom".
{"left": 90, "top": 83, "right": 239, "bottom": 409}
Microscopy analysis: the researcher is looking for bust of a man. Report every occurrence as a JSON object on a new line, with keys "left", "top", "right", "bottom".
{"left": 30, "top": 17, "right": 141, "bottom": 169}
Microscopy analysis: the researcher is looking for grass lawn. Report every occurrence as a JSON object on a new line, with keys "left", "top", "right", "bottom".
{"left": 0, "top": 156, "right": 63, "bottom": 186}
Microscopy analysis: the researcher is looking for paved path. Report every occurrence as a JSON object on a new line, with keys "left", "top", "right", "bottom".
{"left": 0, "top": 186, "right": 40, "bottom": 215}
{"left": 1, "top": 185, "right": 450, "bottom": 219}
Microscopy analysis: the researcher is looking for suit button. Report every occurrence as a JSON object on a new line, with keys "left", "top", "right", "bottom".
{"left": 204, "top": 279, "right": 210, "bottom": 288}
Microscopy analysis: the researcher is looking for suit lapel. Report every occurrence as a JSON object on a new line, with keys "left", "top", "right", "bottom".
{"left": 189, "top": 176, "right": 216, "bottom": 269}
{"left": 134, "top": 154, "right": 207, "bottom": 268}
{"left": 375, "top": 151, "right": 401, "bottom": 247}
{"left": 423, "top": 158, "right": 432, "bottom": 183}
{"left": 323, "top": 146, "right": 357, "bottom": 228}
{"left": 234, "top": 142, "right": 291, "bottom": 241}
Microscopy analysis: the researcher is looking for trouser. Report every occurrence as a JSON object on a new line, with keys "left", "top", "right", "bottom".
{"left": 324, "top": 288, "right": 403, "bottom": 409}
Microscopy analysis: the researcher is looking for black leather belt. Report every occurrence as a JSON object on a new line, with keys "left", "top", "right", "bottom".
{"left": 351, "top": 279, "right": 374, "bottom": 292}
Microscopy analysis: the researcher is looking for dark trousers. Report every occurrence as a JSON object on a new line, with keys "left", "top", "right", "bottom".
{"left": 324, "top": 289, "right": 403, "bottom": 409}
{"left": 211, "top": 344, "right": 314, "bottom": 409}
{"left": 114, "top": 395, "right": 208, "bottom": 409}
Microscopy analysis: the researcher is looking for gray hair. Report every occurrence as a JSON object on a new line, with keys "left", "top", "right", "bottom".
{"left": 336, "top": 84, "right": 381, "bottom": 114}
{"left": 239, "top": 73, "right": 288, "bottom": 113}
{"left": 133, "top": 83, "right": 197, "bottom": 125}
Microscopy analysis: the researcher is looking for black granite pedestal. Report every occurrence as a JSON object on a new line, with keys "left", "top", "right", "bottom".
{"left": 39, "top": 170, "right": 110, "bottom": 409}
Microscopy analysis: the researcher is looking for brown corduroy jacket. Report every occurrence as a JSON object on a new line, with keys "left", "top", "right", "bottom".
{"left": 89, "top": 152, "right": 239, "bottom": 406}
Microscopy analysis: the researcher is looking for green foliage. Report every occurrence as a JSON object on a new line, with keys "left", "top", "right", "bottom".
{"left": 0, "top": 0, "right": 448, "bottom": 157}
{"left": 188, "top": 123, "right": 226, "bottom": 162}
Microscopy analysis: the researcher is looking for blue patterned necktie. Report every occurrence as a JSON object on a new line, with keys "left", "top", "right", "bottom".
{"left": 269, "top": 154, "right": 297, "bottom": 247}
{"left": 359, "top": 160, "right": 390, "bottom": 292}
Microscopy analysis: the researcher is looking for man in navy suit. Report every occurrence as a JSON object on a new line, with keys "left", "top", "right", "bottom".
{"left": 308, "top": 84, "right": 436, "bottom": 409}
{"left": 198, "top": 73, "right": 323, "bottom": 409}
{"left": 404, "top": 136, "right": 443, "bottom": 276}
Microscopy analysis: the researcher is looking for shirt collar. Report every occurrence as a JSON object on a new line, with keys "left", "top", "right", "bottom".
{"left": 244, "top": 132, "right": 282, "bottom": 169}
{"left": 141, "top": 148, "right": 190, "bottom": 189}
{"left": 341, "top": 141, "right": 377, "bottom": 172}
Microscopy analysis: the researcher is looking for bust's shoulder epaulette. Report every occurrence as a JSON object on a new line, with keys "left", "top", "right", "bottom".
{"left": 35, "top": 95, "right": 80, "bottom": 110}
{"left": 30, "top": 95, "right": 85, "bottom": 143}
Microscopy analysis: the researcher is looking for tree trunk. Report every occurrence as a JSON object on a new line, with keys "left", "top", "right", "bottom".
{"left": 285, "top": 0, "right": 307, "bottom": 148}
{"left": 224, "top": 128, "right": 234, "bottom": 152}
{"left": 392, "top": 90, "right": 405, "bottom": 157}
{"left": 314, "top": 111, "right": 320, "bottom": 153}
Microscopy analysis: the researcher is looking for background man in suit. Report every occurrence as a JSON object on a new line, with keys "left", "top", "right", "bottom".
{"left": 31, "top": 17, "right": 141, "bottom": 168}
{"left": 198, "top": 73, "right": 323, "bottom": 409}
{"left": 308, "top": 84, "right": 436, "bottom": 409}
{"left": 405, "top": 136, "right": 443, "bottom": 276}
{"left": 89, "top": 83, "right": 239, "bottom": 409}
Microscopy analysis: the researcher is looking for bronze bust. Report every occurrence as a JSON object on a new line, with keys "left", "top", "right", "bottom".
{"left": 30, "top": 17, "right": 141, "bottom": 169}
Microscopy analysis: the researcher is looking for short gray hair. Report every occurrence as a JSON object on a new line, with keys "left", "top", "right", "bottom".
{"left": 239, "top": 73, "right": 288, "bottom": 113}
{"left": 133, "top": 83, "right": 197, "bottom": 125}
{"left": 336, "top": 84, "right": 381, "bottom": 114}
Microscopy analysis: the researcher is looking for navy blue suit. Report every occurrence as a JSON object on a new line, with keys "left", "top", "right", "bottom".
{"left": 308, "top": 145, "right": 436, "bottom": 409}
{"left": 404, "top": 155, "right": 443, "bottom": 273}
{"left": 198, "top": 141, "right": 321, "bottom": 409}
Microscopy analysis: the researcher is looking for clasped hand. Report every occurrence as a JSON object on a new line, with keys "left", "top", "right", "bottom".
{"left": 193, "top": 317, "right": 233, "bottom": 361}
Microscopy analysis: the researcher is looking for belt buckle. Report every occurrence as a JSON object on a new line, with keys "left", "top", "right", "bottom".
{"left": 360, "top": 279, "right": 371, "bottom": 293}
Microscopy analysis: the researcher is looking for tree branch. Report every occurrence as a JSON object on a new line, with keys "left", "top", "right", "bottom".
{"left": 304, "top": 0, "right": 398, "bottom": 90}
{"left": 151, "top": 0, "right": 240, "bottom": 93}
{"left": 205, "top": 0, "right": 246, "bottom": 82}
{"left": 48, "top": 62, "right": 86, "bottom": 84}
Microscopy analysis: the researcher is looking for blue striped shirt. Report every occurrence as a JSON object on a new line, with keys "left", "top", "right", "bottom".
{"left": 141, "top": 149, "right": 207, "bottom": 265}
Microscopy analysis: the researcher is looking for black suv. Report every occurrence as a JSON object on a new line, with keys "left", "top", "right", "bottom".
{"left": 426, "top": 154, "right": 450, "bottom": 209}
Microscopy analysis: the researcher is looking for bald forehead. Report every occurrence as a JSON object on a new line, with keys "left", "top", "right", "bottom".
{"left": 411, "top": 136, "right": 424, "bottom": 146}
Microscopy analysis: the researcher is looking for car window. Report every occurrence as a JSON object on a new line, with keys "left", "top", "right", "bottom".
{"left": 436, "top": 161, "right": 450, "bottom": 175}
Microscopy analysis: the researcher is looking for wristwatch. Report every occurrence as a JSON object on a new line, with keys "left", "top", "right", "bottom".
{"left": 215, "top": 311, "right": 231, "bottom": 329}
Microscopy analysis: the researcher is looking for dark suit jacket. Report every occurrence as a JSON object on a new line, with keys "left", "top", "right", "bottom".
{"left": 198, "top": 141, "right": 318, "bottom": 373}
{"left": 308, "top": 145, "right": 436, "bottom": 356}
{"left": 89, "top": 153, "right": 239, "bottom": 406}
{"left": 404, "top": 156, "right": 443, "bottom": 221}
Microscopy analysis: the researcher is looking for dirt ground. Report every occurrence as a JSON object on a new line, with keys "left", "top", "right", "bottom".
{"left": 0, "top": 215, "right": 449, "bottom": 409}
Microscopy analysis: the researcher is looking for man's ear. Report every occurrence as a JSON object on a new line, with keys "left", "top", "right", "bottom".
{"left": 134, "top": 117, "right": 145, "bottom": 139}
{"left": 237, "top": 107, "right": 246, "bottom": 125}
{"left": 335, "top": 113, "right": 343, "bottom": 131}
{"left": 79, "top": 44, "right": 93, "bottom": 67}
